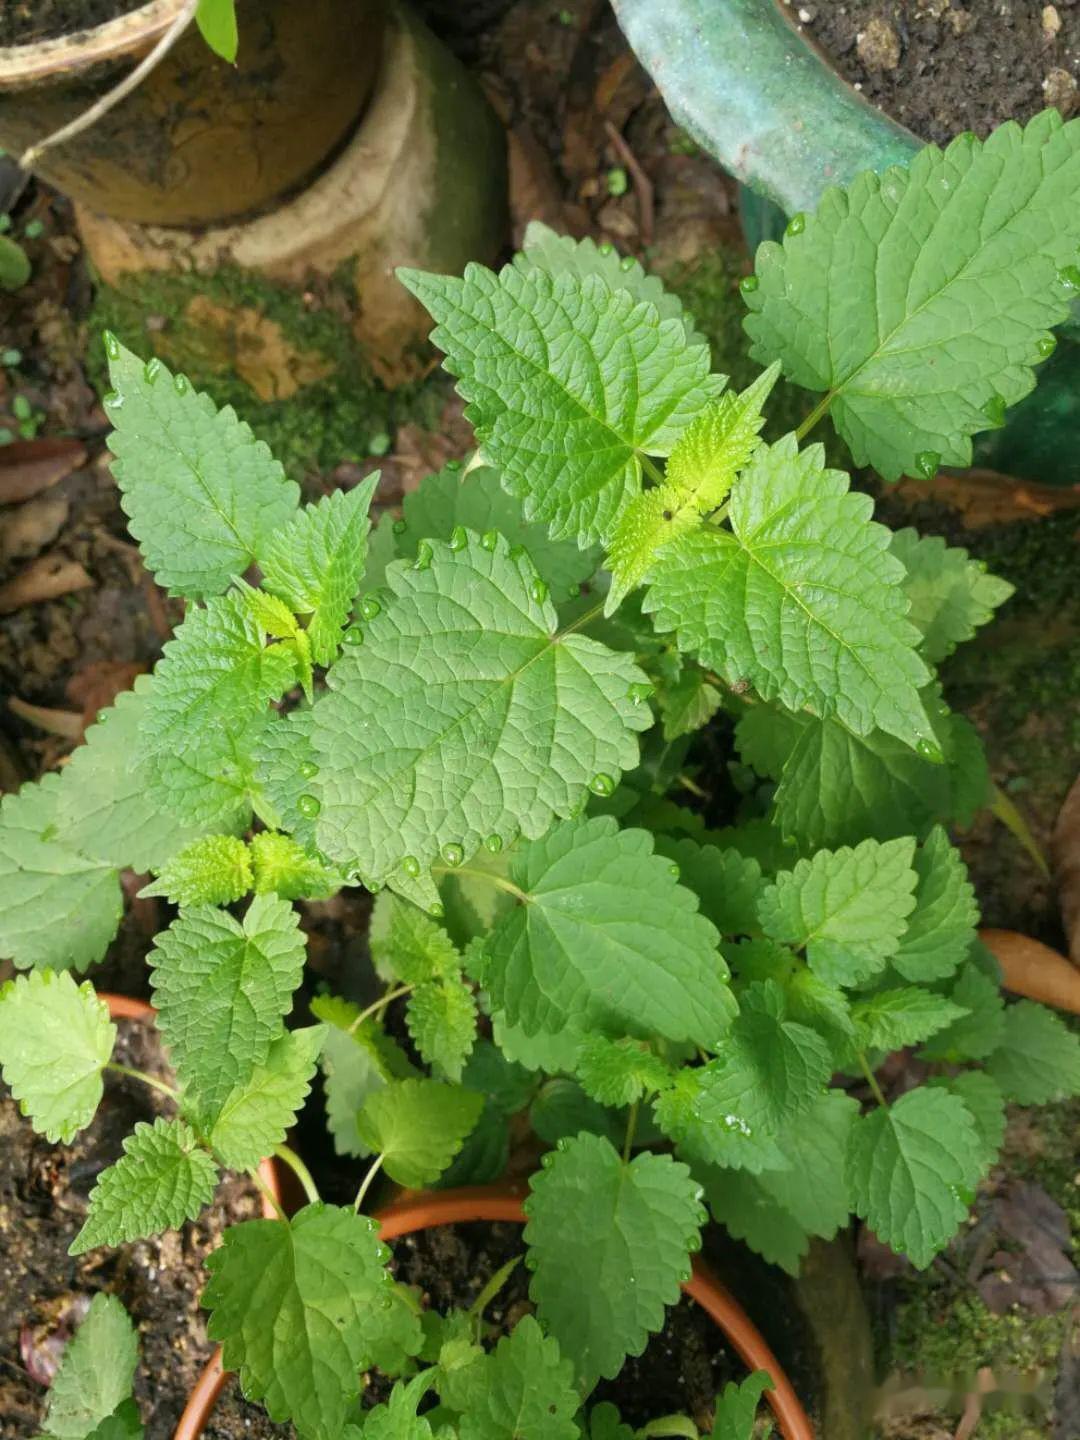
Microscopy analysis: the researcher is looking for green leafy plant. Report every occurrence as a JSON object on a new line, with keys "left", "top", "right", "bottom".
{"left": 3, "top": 109, "right": 1080, "bottom": 1438}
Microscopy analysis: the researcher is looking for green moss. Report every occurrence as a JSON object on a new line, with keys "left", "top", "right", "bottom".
{"left": 892, "top": 1288, "right": 1064, "bottom": 1380}
{"left": 88, "top": 264, "right": 446, "bottom": 483}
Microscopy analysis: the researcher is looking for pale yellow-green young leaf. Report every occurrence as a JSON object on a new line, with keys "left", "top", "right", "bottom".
{"left": 604, "top": 487, "right": 699, "bottom": 616}
{"left": 140, "top": 834, "right": 252, "bottom": 907}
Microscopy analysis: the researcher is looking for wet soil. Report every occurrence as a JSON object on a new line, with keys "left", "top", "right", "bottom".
{"left": 0, "top": 1, "right": 144, "bottom": 47}
{"left": 801, "top": 0, "right": 1080, "bottom": 146}
{"left": 0, "top": 1014, "right": 264, "bottom": 1440}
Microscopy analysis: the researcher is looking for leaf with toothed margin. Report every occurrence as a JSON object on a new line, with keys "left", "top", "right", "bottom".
{"left": 891, "top": 827, "right": 978, "bottom": 983}
{"left": 523, "top": 1132, "right": 703, "bottom": 1388}
{"left": 743, "top": 111, "right": 1080, "bottom": 479}
{"left": 644, "top": 436, "right": 933, "bottom": 748}
{"left": 890, "top": 529, "right": 1013, "bottom": 663}
{"left": 249, "top": 707, "right": 321, "bottom": 846}
{"left": 398, "top": 261, "right": 719, "bottom": 547}
{"left": 41, "top": 1293, "right": 140, "bottom": 1440}
{"left": 208, "top": 1026, "right": 326, "bottom": 1170}
{"left": 103, "top": 338, "right": 299, "bottom": 598}
{"left": 985, "top": 1000, "right": 1080, "bottom": 1103}
{"left": 310, "top": 534, "right": 651, "bottom": 894}
{"left": 355, "top": 1078, "right": 484, "bottom": 1187}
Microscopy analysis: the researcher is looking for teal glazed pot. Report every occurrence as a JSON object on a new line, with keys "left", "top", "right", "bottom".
{"left": 612, "top": 0, "right": 1080, "bottom": 486}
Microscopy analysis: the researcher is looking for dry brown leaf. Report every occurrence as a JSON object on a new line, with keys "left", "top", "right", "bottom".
{"left": 1052, "top": 772, "right": 1080, "bottom": 967}
{"left": 0, "top": 495, "right": 69, "bottom": 563}
{"left": 980, "top": 927, "right": 1080, "bottom": 1015}
{"left": 0, "top": 436, "right": 86, "bottom": 505}
{"left": 7, "top": 697, "right": 84, "bottom": 739}
{"left": 894, "top": 469, "right": 1080, "bottom": 527}
{"left": 0, "top": 551, "right": 92, "bottom": 614}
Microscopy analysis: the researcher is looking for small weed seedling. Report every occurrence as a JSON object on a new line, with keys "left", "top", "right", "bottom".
{"left": 3, "top": 109, "right": 1080, "bottom": 1438}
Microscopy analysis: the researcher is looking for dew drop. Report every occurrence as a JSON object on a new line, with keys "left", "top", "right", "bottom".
{"left": 915, "top": 736, "right": 945, "bottom": 764}
{"left": 1037, "top": 333, "right": 1057, "bottom": 359}
{"left": 484, "top": 833, "right": 503, "bottom": 853}
{"left": 449, "top": 525, "right": 468, "bottom": 551}
{"left": 359, "top": 595, "right": 382, "bottom": 620}
{"left": 143, "top": 357, "right": 162, "bottom": 385}
{"left": 392, "top": 518, "right": 408, "bottom": 535}
{"left": 102, "top": 390, "right": 122, "bottom": 411}
{"left": 401, "top": 855, "right": 421, "bottom": 877}
{"left": 687, "top": 1231, "right": 702, "bottom": 1252}
{"left": 668, "top": 863, "right": 680, "bottom": 880}
{"left": 343, "top": 626, "right": 364, "bottom": 645}
{"left": 695, "top": 1206, "right": 709, "bottom": 1226}
{"left": 103, "top": 330, "right": 121, "bottom": 360}
{"left": 380, "top": 1296, "right": 393, "bottom": 1310}
{"left": 173, "top": 373, "right": 189, "bottom": 395}
{"left": 914, "top": 450, "right": 940, "bottom": 480}
{"left": 481, "top": 529, "right": 499, "bottom": 551}
{"left": 628, "top": 681, "right": 654, "bottom": 704}
{"left": 445, "top": 458, "right": 462, "bottom": 471}
{"left": 598, "top": 242, "right": 614, "bottom": 256}
{"left": 299, "top": 759, "right": 319, "bottom": 780}
{"left": 785, "top": 211, "right": 807, "bottom": 237}
{"left": 413, "top": 541, "right": 433, "bottom": 570}
{"left": 530, "top": 578, "right": 549, "bottom": 604}
{"left": 541, "top": 1152, "right": 555, "bottom": 1168}
{"left": 619, "top": 255, "right": 635, "bottom": 272}
{"left": 297, "top": 794, "right": 321, "bottom": 818}
{"left": 555, "top": 1137, "right": 568, "bottom": 1151}
{"left": 982, "top": 393, "right": 1006, "bottom": 428}
{"left": 429, "top": 902, "right": 445, "bottom": 919}
{"left": 509, "top": 543, "right": 527, "bottom": 561}
{"left": 524, "top": 1254, "right": 538, "bottom": 1270}
{"left": 589, "top": 772, "right": 615, "bottom": 797}
{"left": 441, "top": 842, "right": 464, "bottom": 867}
{"left": 739, "top": 274, "right": 760, "bottom": 295}
{"left": 1059, "top": 264, "right": 1080, "bottom": 291}
{"left": 96, "top": 709, "right": 109, "bottom": 726}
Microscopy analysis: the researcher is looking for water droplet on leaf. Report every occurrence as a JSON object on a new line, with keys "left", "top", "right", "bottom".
{"left": 173, "top": 373, "right": 189, "bottom": 395}
{"left": 343, "top": 626, "right": 364, "bottom": 645}
{"left": 413, "top": 541, "right": 433, "bottom": 570}
{"left": 739, "top": 274, "right": 760, "bottom": 295}
{"left": 914, "top": 450, "right": 940, "bottom": 480}
{"left": 449, "top": 525, "right": 468, "bottom": 551}
{"left": 598, "top": 242, "right": 614, "bottom": 256}
{"left": 589, "top": 773, "right": 615, "bottom": 796}
{"left": 1037, "top": 333, "right": 1057, "bottom": 359}
{"left": 481, "top": 529, "right": 498, "bottom": 551}
{"left": 143, "top": 357, "right": 161, "bottom": 385}
{"left": 445, "top": 458, "right": 462, "bottom": 471}
{"left": 619, "top": 255, "right": 635, "bottom": 272}
{"left": 1059, "top": 264, "right": 1080, "bottom": 291}
{"left": 441, "top": 843, "right": 464, "bottom": 867}
{"left": 429, "top": 902, "right": 444, "bottom": 919}
{"left": 915, "top": 736, "right": 945, "bottom": 764}
{"left": 103, "top": 330, "right": 121, "bottom": 361}
{"left": 401, "top": 855, "right": 421, "bottom": 877}
{"left": 102, "top": 390, "right": 122, "bottom": 411}
{"left": 297, "top": 794, "right": 321, "bottom": 818}
{"left": 628, "top": 681, "right": 654, "bottom": 704}
{"left": 484, "top": 833, "right": 503, "bottom": 853}
{"left": 668, "top": 863, "right": 680, "bottom": 880}
{"left": 392, "top": 518, "right": 407, "bottom": 535}
{"left": 359, "top": 595, "right": 381, "bottom": 620}
{"left": 299, "top": 760, "right": 318, "bottom": 780}
{"left": 982, "top": 393, "right": 1006, "bottom": 428}
{"left": 530, "top": 578, "right": 549, "bottom": 604}
{"left": 785, "top": 212, "right": 807, "bottom": 237}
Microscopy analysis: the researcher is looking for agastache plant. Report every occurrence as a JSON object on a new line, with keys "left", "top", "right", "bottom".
{"left": 2, "top": 109, "right": 1080, "bottom": 1438}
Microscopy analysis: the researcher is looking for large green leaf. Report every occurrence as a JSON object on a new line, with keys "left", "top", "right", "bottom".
{"left": 312, "top": 535, "right": 650, "bottom": 893}
{"left": 209, "top": 1026, "right": 325, "bottom": 1170}
{"left": 644, "top": 436, "right": 933, "bottom": 747}
{"left": 891, "top": 529, "right": 1013, "bottom": 663}
{"left": 42, "top": 1295, "right": 139, "bottom": 1440}
{"left": 355, "top": 1078, "right": 484, "bottom": 1187}
{"left": 743, "top": 111, "right": 1080, "bottom": 478}
{"left": 986, "top": 1001, "right": 1080, "bottom": 1103}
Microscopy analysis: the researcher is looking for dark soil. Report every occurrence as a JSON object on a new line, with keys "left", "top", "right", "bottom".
{"left": 0, "top": 1014, "right": 265, "bottom": 1440}
{"left": 0, "top": 1, "right": 143, "bottom": 47}
{"left": 802, "top": 1, "right": 1080, "bottom": 147}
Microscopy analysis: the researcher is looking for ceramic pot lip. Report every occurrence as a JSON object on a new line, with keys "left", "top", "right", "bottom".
{"left": 0, "top": 1, "right": 186, "bottom": 89}
{"left": 173, "top": 1181, "right": 815, "bottom": 1440}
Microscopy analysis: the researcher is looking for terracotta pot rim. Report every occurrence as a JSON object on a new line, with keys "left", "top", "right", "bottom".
{"left": 174, "top": 1182, "right": 815, "bottom": 1440}
{"left": 0, "top": 0, "right": 186, "bottom": 88}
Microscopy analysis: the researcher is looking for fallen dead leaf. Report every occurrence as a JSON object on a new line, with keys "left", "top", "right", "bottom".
{"left": 894, "top": 469, "right": 1080, "bottom": 527}
{"left": 980, "top": 928, "right": 1080, "bottom": 1015}
{"left": 0, "top": 551, "right": 92, "bottom": 613}
{"left": 1052, "top": 773, "right": 1080, "bottom": 967}
{"left": 0, "top": 436, "right": 86, "bottom": 505}
{"left": 0, "top": 494, "right": 69, "bottom": 562}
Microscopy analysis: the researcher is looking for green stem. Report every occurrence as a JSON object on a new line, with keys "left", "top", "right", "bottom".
{"left": 354, "top": 1153, "right": 385, "bottom": 1213}
{"left": 990, "top": 783, "right": 1051, "bottom": 878}
{"left": 106, "top": 1062, "right": 179, "bottom": 1102}
{"left": 794, "top": 389, "right": 836, "bottom": 442}
{"left": 431, "top": 864, "right": 529, "bottom": 903}
{"left": 556, "top": 598, "right": 607, "bottom": 639}
{"left": 348, "top": 984, "right": 413, "bottom": 1034}
{"left": 676, "top": 773, "right": 709, "bottom": 800}
{"left": 467, "top": 1255, "right": 522, "bottom": 1337}
{"left": 275, "top": 1144, "right": 320, "bottom": 1205}
{"left": 857, "top": 1052, "right": 888, "bottom": 1109}
{"left": 249, "top": 1167, "right": 287, "bottom": 1221}
{"left": 640, "top": 453, "right": 665, "bottom": 485}
{"left": 622, "top": 1101, "right": 640, "bottom": 1164}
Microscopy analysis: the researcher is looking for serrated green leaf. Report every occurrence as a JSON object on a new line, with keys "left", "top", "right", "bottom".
{"left": 644, "top": 436, "right": 932, "bottom": 746}
{"left": 42, "top": 1294, "right": 139, "bottom": 1440}
{"left": 83, "top": 1398, "right": 143, "bottom": 1440}
{"left": 736, "top": 697, "right": 989, "bottom": 851}
{"left": 150, "top": 893, "right": 306, "bottom": 1115}
{"left": 482, "top": 816, "right": 734, "bottom": 1048}
{"left": 850, "top": 987, "right": 968, "bottom": 1053}
{"left": 892, "top": 828, "right": 978, "bottom": 983}
{"left": 751, "top": 111, "right": 1080, "bottom": 476}
{"left": 0, "top": 776, "right": 122, "bottom": 973}
{"left": 986, "top": 1000, "right": 1080, "bottom": 1103}
{"left": 759, "top": 837, "right": 919, "bottom": 987}
{"left": 141, "top": 834, "right": 252, "bottom": 907}
{"left": 371, "top": 893, "right": 462, "bottom": 984}
{"left": 529, "top": 1078, "right": 621, "bottom": 1149}
{"left": 209, "top": 1026, "right": 325, "bottom": 1170}
{"left": 574, "top": 1037, "right": 673, "bottom": 1108}
{"left": 261, "top": 476, "right": 378, "bottom": 665}
{"left": 393, "top": 461, "right": 601, "bottom": 600}
{"left": 204, "top": 1203, "right": 414, "bottom": 1438}
{"left": 891, "top": 529, "right": 1013, "bottom": 662}
{"left": 248, "top": 706, "right": 319, "bottom": 842}
{"left": 399, "top": 261, "right": 719, "bottom": 546}
{"left": 457, "top": 1316, "right": 579, "bottom": 1440}
{"left": 711, "top": 1371, "right": 774, "bottom": 1440}
{"left": 249, "top": 831, "right": 343, "bottom": 900}
{"left": 361, "top": 1373, "right": 436, "bottom": 1440}
{"left": 657, "top": 666, "right": 722, "bottom": 741}
{"left": 312, "top": 534, "right": 650, "bottom": 890}
{"left": 356, "top": 1078, "right": 484, "bottom": 1187}
{"left": 0, "top": 971, "right": 114, "bottom": 1143}
{"left": 927, "top": 1072, "right": 1006, "bottom": 1173}
{"left": 519, "top": 221, "right": 706, "bottom": 347}
{"left": 105, "top": 340, "right": 298, "bottom": 596}
{"left": 653, "top": 836, "right": 763, "bottom": 938}
{"left": 312, "top": 1005, "right": 415, "bottom": 1161}
{"left": 71, "top": 1118, "right": 219, "bottom": 1254}
{"left": 845, "top": 1086, "right": 984, "bottom": 1267}
{"left": 657, "top": 1069, "right": 787, "bottom": 1176}
{"left": 604, "top": 486, "right": 702, "bottom": 616}
{"left": 524, "top": 1133, "right": 701, "bottom": 1387}
{"left": 405, "top": 977, "right": 478, "bottom": 1082}
{"left": 919, "top": 962, "right": 1005, "bottom": 1063}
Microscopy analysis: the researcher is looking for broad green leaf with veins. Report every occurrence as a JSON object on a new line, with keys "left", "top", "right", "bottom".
{"left": 209, "top": 1026, "right": 325, "bottom": 1170}
{"left": 457, "top": 1316, "right": 580, "bottom": 1440}
{"left": 71, "top": 1118, "right": 219, "bottom": 1254}
{"left": 204, "top": 1203, "right": 416, "bottom": 1438}
{"left": 149, "top": 894, "right": 306, "bottom": 1115}
{"left": 644, "top": 437, "right": 933, "bottom": 747}
{"left": 986, "top": 1001, "right": 1080, "bottom": 1103}
{"left": 604, "top": 365, "right": 780, "bottom": 614}
{"left": 248, "top": 831, "right": 343, "bottom": 900}
{"left": 919, "top": 962, "right": 1005, "bottom": 1062}
{"left": 575, "top": 1037, "right": 673, "bottom": 1108}
{"left": 260, "top": 475, "right": 378, "bottom": 665}
{"left": 356, "top": 1078, "right": 484, "bottom": 1187}
{"left": 391, "top": 460, "right": 601, "bottom": 600}
{"left": 370, "top": 893, "right": 462, "bottom": 984}
{"left": 655, "top": 1069, "right": 787, "bottom": 1176}
{"left": 249, "top": 707, "right": 319, "bottom": 844}
{"left": 0, "top": 775, "right": 122, "bottom": 973}
{"left": 892, "top": 827, "right": 978, "bottom": 982}
{"left": 311, "top": 535, "right": 650, "bottom": 891}
{"left": 481, "top": 816, "right": 734, "bottom": 1048}
{"left": 524, "top": 1133, "right": 703, "bottom": 1388}
{"left": 42, "top": 1294, "right": 139, "bottom": 1440}
{"left": 0, "top": 970, "right": 114, "bottom": 1142}
{"left": 845, "top": 1086, "right": 985, "bottom": 1268}
{"left": 406, "top": 977, "right": 478, "bottom": 1082}
{"left": 652, "top": 836, "right": 763, "bottom": 937}
{"left": 890, "top": 529, "right": 1013, "bottom": 662}
{"left": 141, "top": 834, "right": 252, "bottom": 907}
{"left": 850, "top": 987, "right": 968, "bottom": 1053}
{"left": 518, "top": 221, "right": 707, "bottom": 347}
{"left": 743, "top": 111, "right": 1080, "bottom": 478}
{"left": 104, "top": 337, "right": 298, "bottom": 597}
{"left": 398, "top": 262, "right": 719, "bottom": 546}
{"left": 758, "top": 837, "right": 919, "bottom": 987}
{"left": 927, "top": 1072, "right": 1006, "bottom": 1174}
